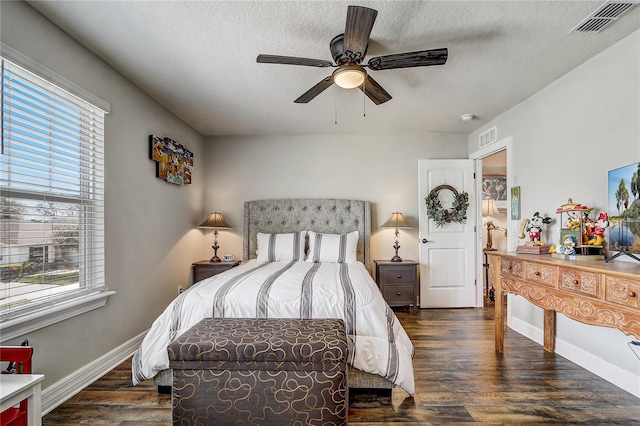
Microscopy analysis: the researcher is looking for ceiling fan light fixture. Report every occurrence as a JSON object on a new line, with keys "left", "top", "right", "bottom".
{"left": 333, "top": 65, "right": 366, "bottom": 89}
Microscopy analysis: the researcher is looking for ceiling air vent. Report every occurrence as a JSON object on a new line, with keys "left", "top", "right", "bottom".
{"left": 479, "top": 126, "right": 497, "bottom": 148}
{"left": 570, "top": 1, "right": 639, "bottom": 33}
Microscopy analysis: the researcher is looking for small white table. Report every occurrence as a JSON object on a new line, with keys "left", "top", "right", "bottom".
{"left": 0, "top": 374, "right": 45, "bottom": 426}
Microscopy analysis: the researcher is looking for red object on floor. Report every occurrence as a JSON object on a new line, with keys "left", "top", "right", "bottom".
{"left": 0, "top": 346, "right": 34, "bottom": 426}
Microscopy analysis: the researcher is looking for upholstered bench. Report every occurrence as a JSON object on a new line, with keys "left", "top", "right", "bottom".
{"left": 168, "top": 317, "right": 348, "bottom": 425}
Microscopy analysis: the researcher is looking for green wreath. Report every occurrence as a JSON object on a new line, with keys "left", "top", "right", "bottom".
{"left": 425, "top": 184, "right": 469, "bottom": 228}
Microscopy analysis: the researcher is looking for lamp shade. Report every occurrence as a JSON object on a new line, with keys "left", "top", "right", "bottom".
{"left": 198, "top": 212, "right": 231, "bottom": 229}
{"left": 481, "top": 199, "right": 500, "bottom": 216}
{"left": 381, "top": 212, "right": 412, "bottom": 229}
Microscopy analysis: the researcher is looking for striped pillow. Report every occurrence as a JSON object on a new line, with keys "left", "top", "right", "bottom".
{"left": 306, "top": 230, "right": 358, "bottom": 263}
{"left": 256, "top": 232, "right": 306, "bottom": 262}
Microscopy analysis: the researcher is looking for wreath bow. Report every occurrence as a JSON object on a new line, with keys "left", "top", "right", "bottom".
{"left": 425, "top": 184, "right": 469, "bottom": 228}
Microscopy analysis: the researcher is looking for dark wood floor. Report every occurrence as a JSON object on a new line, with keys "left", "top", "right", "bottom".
{"left": 43, "top": 308, "right": 640, "bottom": 425}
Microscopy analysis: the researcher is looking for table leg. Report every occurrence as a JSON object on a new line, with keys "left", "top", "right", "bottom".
{"left": 543, "top": 309, "right": 556, "bottom": 352}
{"left": 490, "top": 256, "right": 505, "bottom": 353}
{"left": 27, "top": 382, "right": 42, "bottom": 426}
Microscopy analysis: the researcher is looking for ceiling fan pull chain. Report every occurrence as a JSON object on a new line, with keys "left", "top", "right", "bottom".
{"left": 363, "top": 78, "right": 366, "bottom": 117}
{"left": 334, "top": 85, "right": 338, "bottom": 125}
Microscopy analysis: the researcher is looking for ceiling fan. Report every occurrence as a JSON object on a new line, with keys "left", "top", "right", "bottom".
{"left": 256, "top": 5, "right": 448, "bottom": 105}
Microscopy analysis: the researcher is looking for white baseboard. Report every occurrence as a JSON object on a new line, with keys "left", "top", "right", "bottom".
{"left": 508, "top": 317, "right": 640, "bottom": 398}
{"left": 41, "top": 330, "right": 148, "bottom": 415}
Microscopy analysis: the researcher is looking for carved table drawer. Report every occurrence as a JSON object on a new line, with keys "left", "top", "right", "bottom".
{"left": 605, "top": 276, "right": 639, "bottom": 308}
{"left": 501, "top": 258, "right": 523, "bottom": 278}
{"left": 524, "top": 262, "right": 557, "bottom": 287}
{"left": 558, "top": 268, "right": 601, "bottom": 298}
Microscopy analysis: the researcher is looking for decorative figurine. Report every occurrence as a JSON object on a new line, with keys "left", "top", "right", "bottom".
{"left": 526, "top": 212, "right": 552, "bottom": 245}
{"left": 556, "top": 234, "right": 577, "bottom": 255}
{"left": 552, "top": 198, "right": 605, "bottom": 260}
{"left": 517, "top": 212, "right": 553, "bottom": 254}
{"left": 586, "top": 213, "right": 609, "bottom": 246}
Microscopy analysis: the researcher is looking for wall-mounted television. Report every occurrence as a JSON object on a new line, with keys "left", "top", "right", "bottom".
{"left": 607, "top": 162, "right": 640, "bottom": 261}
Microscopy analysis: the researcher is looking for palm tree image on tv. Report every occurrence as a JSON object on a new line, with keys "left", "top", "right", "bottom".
{"left": 608, "top": 162, "right": 640, "bottom": 255}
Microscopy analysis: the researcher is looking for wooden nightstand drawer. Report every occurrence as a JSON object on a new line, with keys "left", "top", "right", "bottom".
{"left": 193, "top": 260, "right": 241, "bottom": 282}
{"left": 383, "top": 285, "right": 415, "bottom": 305}
{"left": 379, "top": 265, "right": 416, "bottom": 285}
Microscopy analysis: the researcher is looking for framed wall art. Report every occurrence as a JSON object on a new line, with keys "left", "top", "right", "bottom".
{"left": 482, "top": 175, "right": 507, "bottom": 212}
{"left": 511, "top": 186, "right": 521, "bottom": 220}
{"left": 149, "top": 135, "right": 193, "bottom": 185}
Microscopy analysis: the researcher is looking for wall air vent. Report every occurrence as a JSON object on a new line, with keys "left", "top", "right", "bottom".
{"left": 479, "top": 126, "right": 497, "bottom": 148}
{"left": 570, "top": 1, "right": 639, "bottom": 33}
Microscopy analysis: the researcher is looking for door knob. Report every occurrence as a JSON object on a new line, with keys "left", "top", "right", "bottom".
{"left": 421, "top": 239, "right": 430, "bottom": 244}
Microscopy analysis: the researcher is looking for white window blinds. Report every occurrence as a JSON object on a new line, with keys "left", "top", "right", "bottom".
{"left": 1, "top": 55, "right": 106, "bottom": 320}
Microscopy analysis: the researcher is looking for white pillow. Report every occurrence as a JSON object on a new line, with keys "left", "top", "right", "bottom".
{"left": 306, "top": 230, "right": 358, "bottom": 263}
{"left": 256, "top": 231, "right": 306, "bottom": 262}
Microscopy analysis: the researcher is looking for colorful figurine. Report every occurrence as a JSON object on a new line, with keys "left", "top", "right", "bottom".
{"left": 587, "top": 213, "right": 609, "bottom": 246}
{"left": 556, "top": 234, "right": 577, "bottom": 255}
{"left": 524, "top": 212, "right": 552, "bottom": 245}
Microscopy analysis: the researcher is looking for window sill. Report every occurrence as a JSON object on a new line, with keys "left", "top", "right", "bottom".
{"left": 0, "top": 290, "right": 116, "bottom": 343}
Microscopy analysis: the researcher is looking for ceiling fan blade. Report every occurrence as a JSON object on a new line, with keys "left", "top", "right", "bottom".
{"left": 257, "top": 54, "right": 334, "bottom": 68}
{"left": 343, "top": 6, "right": 377, "bottom": 63}
{"left": 358, "top": 74, "right": 392, "bottom": 105}
{"left": 367, "top": 48, "right": 448, "bottom": 71}
{"left": 294, "top": 76, "right": 334, "bottom": 103}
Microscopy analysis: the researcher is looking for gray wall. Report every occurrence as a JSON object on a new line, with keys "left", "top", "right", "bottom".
{"left": 200, "top": 134, "right": 468, "bottom": 267}
{"left": 1, "top": 1, "right": 205, "bottom": 389}
{"left": 469, "top": 30, "right": 640, "bottom": 395}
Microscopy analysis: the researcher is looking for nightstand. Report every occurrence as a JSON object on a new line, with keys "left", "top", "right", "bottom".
{"left": 192, "top": 260, "right": 241, "bottom": 282}
{"left": 374, "top": 260, "right": 419, "bottom": 314}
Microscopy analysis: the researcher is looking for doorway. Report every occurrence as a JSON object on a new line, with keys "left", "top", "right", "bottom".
{"left": 470, "top": 136, "right": 512, "bottom": 307}
{"left": 480, "top": 150, "right": 507, "bottom": 304}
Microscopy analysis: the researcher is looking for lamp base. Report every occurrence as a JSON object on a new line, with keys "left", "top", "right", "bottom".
{"left": 391, "top": 240, "right": 402, "bottom": 262}
{"left": 210, "top": 239, "right": 221, "bottom": 262}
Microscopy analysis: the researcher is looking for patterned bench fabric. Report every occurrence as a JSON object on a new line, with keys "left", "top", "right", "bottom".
{"left": 168, "top": 318, "right": 348, "bottom": 425}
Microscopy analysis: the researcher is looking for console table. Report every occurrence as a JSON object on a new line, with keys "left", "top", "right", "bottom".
{"left": 487, "top": 251, "right": 640, "bottom": 353}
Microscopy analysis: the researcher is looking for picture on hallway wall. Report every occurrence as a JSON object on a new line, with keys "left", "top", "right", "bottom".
{"left": 149, "top": 135, "right": 193, "bottom": 185}
{"left": 482, "top": 175, "right": 507, "bottom": 212}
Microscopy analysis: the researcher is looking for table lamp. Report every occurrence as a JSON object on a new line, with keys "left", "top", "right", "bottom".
{"left": 381, "top": 212, "right": 412, "bottom": 262}
{"left": 199, "top": 212, "right": 231, "bottom": 262}
{"left": 482, "top": 199, "right": 500, "bottom": 251}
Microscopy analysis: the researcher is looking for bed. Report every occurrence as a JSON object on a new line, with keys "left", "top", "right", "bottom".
{"left": 132, "top": 198, "right": 415, "bottom": 395}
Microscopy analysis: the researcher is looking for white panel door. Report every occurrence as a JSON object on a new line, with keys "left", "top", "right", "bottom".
{"left": 418, "top": 159, "right": 477, "bottom": 308}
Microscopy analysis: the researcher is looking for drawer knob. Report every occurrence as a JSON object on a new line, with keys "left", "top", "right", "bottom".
{"left": 573, "top": 280, "right": 579, "bottom": 285}
{"left": 630, "top": 291, "right": 637, "bottom": 298}
{"left": 396, "top": 291, "right": 402, "bottom": 296}
{"left": 534, "top": 271, "right": 540, "bottom": 276}
{"left": 396, "top": 274, "right": 402, "bottom": 279}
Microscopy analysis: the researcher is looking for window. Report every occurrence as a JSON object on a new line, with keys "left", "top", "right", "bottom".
{"left": 1, "top": 46, "right": 111, "bottom": 340}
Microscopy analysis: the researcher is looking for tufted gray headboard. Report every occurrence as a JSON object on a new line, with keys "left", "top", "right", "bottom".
{"left": 243, "top": 199, "right": 371, "bottom": 268}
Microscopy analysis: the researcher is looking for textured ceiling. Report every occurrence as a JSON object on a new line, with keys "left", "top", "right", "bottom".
{"left": 26, "top": 1, "right": 640, "bottom": 136}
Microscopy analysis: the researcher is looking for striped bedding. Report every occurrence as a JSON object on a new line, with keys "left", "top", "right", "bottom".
{"left": 131, "top": 260, "right": 415, "bottom": 395}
